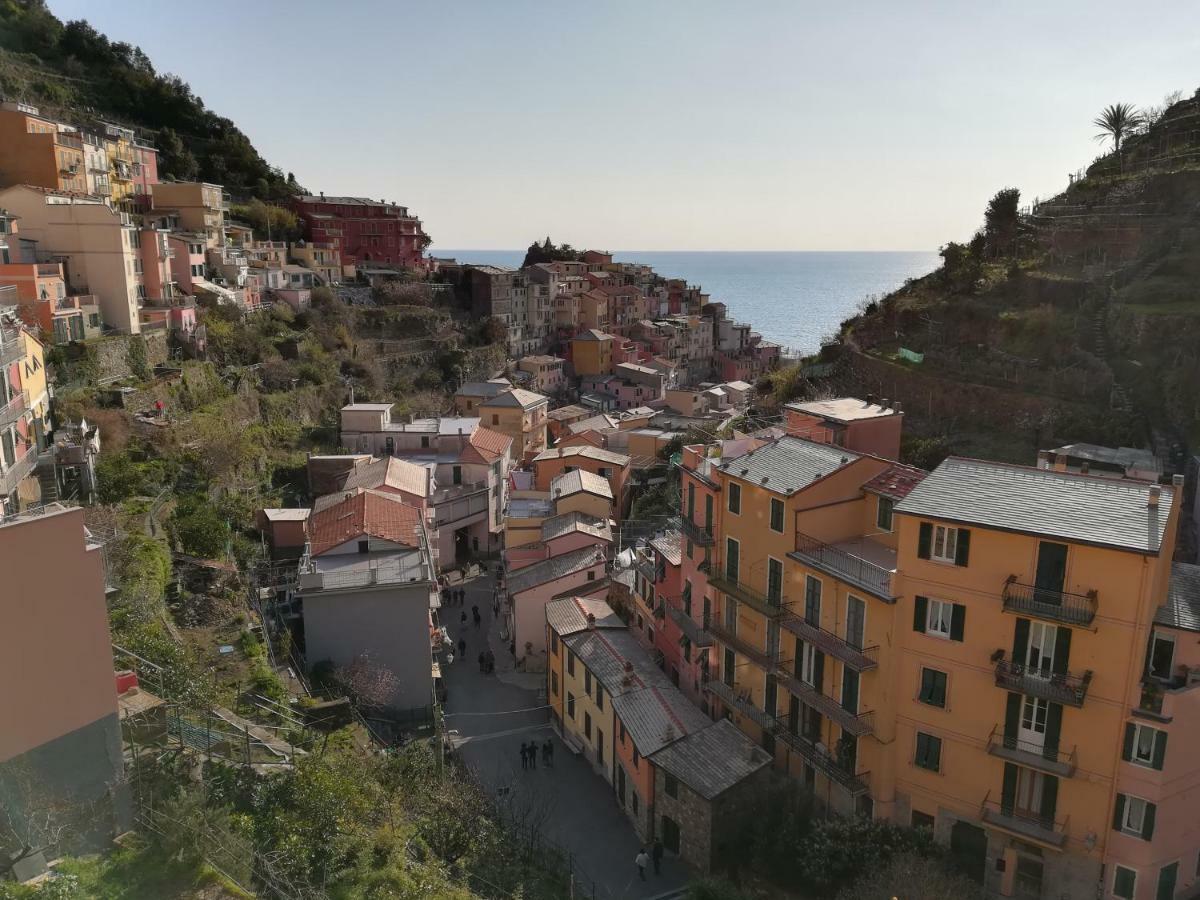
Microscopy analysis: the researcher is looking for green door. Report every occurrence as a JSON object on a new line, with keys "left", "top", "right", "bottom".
{"left": 1156, "top": 862, "right": 1178, "bottom": 900}
{"left": 1034, "top": 541, "right": 1068, "bottom": 599}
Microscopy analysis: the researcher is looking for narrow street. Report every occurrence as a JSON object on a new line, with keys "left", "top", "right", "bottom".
{"left": 440, "top": 568, "right": 689, "bottom": 900}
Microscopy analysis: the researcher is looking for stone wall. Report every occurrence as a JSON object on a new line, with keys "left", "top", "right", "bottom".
{"left": 89, "top": 332, "right": 169, "bottom": 381}
{"left": 653, "top": 770, "right": 713, "bottom": 872}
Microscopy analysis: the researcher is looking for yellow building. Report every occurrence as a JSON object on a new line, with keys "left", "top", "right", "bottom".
{"left": 570, "top": 329, "right": 614, "bottom": 377}
{"left": 478, "top": 388, "right": 549, "bottom": 462}
{"left": 103, "top": 123, "right": 137, "bottom": 206}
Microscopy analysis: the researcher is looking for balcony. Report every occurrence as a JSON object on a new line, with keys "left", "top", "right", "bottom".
{"left": 0, "top": 337, "right": 23, "bottom": 369}
{"left": 678, "top": 514, "right": 715, "bottom": 546}
{"left": 780, "top": 613, "right": 877, "bottom": 672}
{"left": 665, "top": 604, "right": 712, "bottom": 647}
{"left": 709, "top": 571, "right": 785, "bottom": 618}
{"left": 705, "top": 618, "right": 776, "bottom": 671}
{"left": 704, "top": 676, "right": 776, "bottom": 732}
{"left": 0, "top": 390, "right": 28, "bottom": 428}
{"left": 980, "top": 799, "right": 1068, "bottom": 850}
{"left": 986, "top": 726, "right": 1076, "bottom": 777}
{"left": 994, "top": 660, "right": 1092, "bottom": 708}
{"left": 431, "top": 481, "right": 490, "bottom": 527}
{"left": 1001, "top": 581, "right": 1097, "bottom": 627}
{"left": 55, "top": 132, "right": 83, "bottom": 150}
{"left": 0, "top": 443, "right": 37, "bottom": 497}
{"left": 777, "top": 670, "right": 875, "bottom": 736}
{"left": 791, "top": 532, "right": 895, "bottom": 602}
{"left": 775, "top": 722, "right": 870, "bottom": 795}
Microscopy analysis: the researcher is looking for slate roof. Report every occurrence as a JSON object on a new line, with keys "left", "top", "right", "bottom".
{"left": 573, "top": 329, "right": 615, "bottom": 342}
{"left": 340, "top": 456, "right": 430, "bottom": 497}
{"left": 548, "top": 404, "right": 590, "bottom": 422}
{"left": 457, "top": 381, "right": 512, "bottom": 399}
{"left": 308, "top": 490, "right": 423, "bottom": 556}
{"left": 649, "top": 719, "right": 772, "bottom": 800}
{"left": 649, "top": 530, "right": 683, "bottom": 567}
{"left": 545, "top": 596, "right": 625, "bottom": 636}
{"left": 506, "top": 545, "right": 607, "bottom": 595}
{"left": 482, "top": 388, "right": 549, "bottom": 410}
{"left": 533, "top": 445, "right": 630, "bottom": 467}
{"left": 542, "top": 511, "right": 613, "bottom": 543}
{"left": 569, "top": 415, "right": 620, "bottom": 435}
{"left": 718, "top": 436, "right": 860, "bottom": 495}
{"left": 862, "top": 462, "right": 927, "bottom": 500}
{"left": 1157, "top": 562, "right": 1200, "bottom": 632}
{"left": 551, "top": 469, "right": 614, "bottom": 501}
{"left": 895, "top": 458, "right": 1174, "bottom": 554}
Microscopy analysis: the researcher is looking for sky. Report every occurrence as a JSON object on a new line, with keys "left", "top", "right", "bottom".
{"left": 48, "top": 0, "right": 1200, "bottom": 252}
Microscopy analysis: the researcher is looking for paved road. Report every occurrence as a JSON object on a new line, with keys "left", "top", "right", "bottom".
{"left": 441, "top": 569, "right": 689, "bottom": 900}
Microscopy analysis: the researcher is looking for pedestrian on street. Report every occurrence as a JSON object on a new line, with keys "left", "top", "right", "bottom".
{"left": 441, "top": 587, "right": 449, "bottom": 607}
{"left": 519, "top": 743, "right": 528, "bottom": 770}
{"left": 457, "top": 588, "right": 465, "bottom": 605}
{"left": 460, "top": 611, "right": 468, "bottom": 626}
{"left": 541, "top": 739, "right": 552, "bottom": 767}
{"left": 527, "top": 740, "right": 537, "bottom": 770}
{"left": 473, "top": 608, "right": 481, "bottom": 628}
{"left": 652, "top": 839, "right": 663, "bottom": 875}
{"left": 458, "top": 637, "right": 466, "bottom": 657}
{"left": 478, "top": 651, "right": 486, "bottom": 673}
{"left": 635, "top": 849, "right": 649, "bottom": 881}
{"left": 485, "top": 649, "right": 495, "bottom": 673}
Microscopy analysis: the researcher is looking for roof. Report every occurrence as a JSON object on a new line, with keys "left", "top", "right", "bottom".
{"left": 718, "top": 436, "right": 859, "bottom": 495}
{"left": 533, "top": 445, "right": 630, "bottom": 467}
{"left": 723, "top": 380, "right": 753, "bottom": 391}
{"left": 482, "top": 388, "right": 549, "bottom": 410}
{"left": 545, "top": 596, "right": 625, "bottom": 636}
{"left": 457, "top": 380, "right": 512, "bottom": 399}
{"left": 340, "top": 456, "right": 430, "bottom": 497}
{"left": 573, "top": 329, "right": 615, "bottom": 342}
{"left": 468, "top": 264, "right": 515, "bottom": 275}
{"left": 862, "top": 463, "right": 927, "bottom": 500}
{"left": 506, "top": 545, "right": 608, "bottom": 595}
{"left": 542, "top": 511, "right": 613, "bottom": 543}
{"left": 785, "top": 397, "right": 901, "bottom": 423}
{"left": 650, "top": 719, "right": 772, "bottom": 800}
{"left": 569, "top": 414, "right": 620, "bottom": 435}
{"left": 261, "top": 508, "right": 311, "bottom": 522}
{"left": 295, "top": 195, "right": 414, "bottom": 212}
{"left": 307, "top": 490, "right": 424, "bottom": 556}
{"left": 616, "top": 363, "right": 661, "bottom": 377}
{"left": 462, "top": 426, "right": 512, "bottom": 464}
{"left": 1047, "top": 443, "right": 1161, "bottom": 474}
{"left": 548, "top": 405, "right": 590, "bottom": 422}
{"left": 649, "top": 530, "right": 683, "bottom": 567}
{"left": 895, "top": 458, "right": 1175, "bottom": 554}
{"left": 1156, "top": 562, "right": 1200, "bottom": 632}
{"left": 342, "top": 403, "right": 393, "bottom": 411}
{"left": 551, "top": 469, "right": 614, "bottom": 501}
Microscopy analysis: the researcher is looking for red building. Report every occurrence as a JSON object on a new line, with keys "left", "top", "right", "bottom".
{"left": 292, "top": 194, "right": 430, "bottom": 270}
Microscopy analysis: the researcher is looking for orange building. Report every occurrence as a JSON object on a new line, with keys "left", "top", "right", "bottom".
{"left": 783, "top": 396, "right": 904, "bottom": 460}
{"left": 531, "top": 445, "right": 631, "bottom": 517}
{"left": 0, "top": 102, "right": 86, "bottom": 194}
{"left": 570, "top": 329, "right": 615, "bottom": 377}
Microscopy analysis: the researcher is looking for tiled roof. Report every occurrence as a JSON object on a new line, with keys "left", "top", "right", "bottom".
{"left": 462, "top": 426, "right": 512, "bottom": 464}
{"left": 784, "top": 397, "right": 899, "bottom": 423}
{"left": 1157, "top": 562, "right": 1200, "bottom": 632}
{"left": 308, "top": 490, "right": 423, "bottom": 556}
{"left": 649, "top": 530, "right": 683, "bottom": 567}
{"left": 649, "top": 719, "right": 772, "bottom": 800}
{"left": 551, "top": 469, "right": 614, "bottom": 501}
{"left": 862, "top": 463, "right": 927, "bottom": 500}
{"left": 548, "top": 405, "right": 590, "bottom": 422}
{"left": 505, "top": 545, "right": 607, "bottom": 595}
{"left": 573, "top": 329, "right": 615, "bottom": 342}
{"left": 545, "top": 596, "right": 624, "bottom": 636}
{"left": 340, "top": 456, "right": 430, "bottom": 497}
{"left": 542, "top": 511, "right": 613, "bottom": 543}
{"left": 533, "top": 445, "right": 630, "bottom": 467}
{"left": 895, "top": 458, "right": 1174, "bottom": 554}
{"left": 457, "top": 380, "right": 512, "bottom": 399}
{"left": 482, "top": 388, "right": 549, "bottom": 410}
{"left": 568, "top": 415, "right": 619, "bottom": 435}
{"left": 718, "top": 436, "right": 859, "bottom": 495}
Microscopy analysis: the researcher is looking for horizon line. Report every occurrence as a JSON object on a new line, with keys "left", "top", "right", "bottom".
{"left": 430, "top": 247, "right": 937, "bottom": 254}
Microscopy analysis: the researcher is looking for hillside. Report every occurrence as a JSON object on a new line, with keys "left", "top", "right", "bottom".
{"left": 775, "top": 88, "right": 1200, "bottom": 471}
{"left": 0, "top": 0, "right": 297, "bottom": 201}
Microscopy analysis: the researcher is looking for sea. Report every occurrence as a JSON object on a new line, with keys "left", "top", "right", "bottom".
{"left": 433, "top": 250, "right": 939, "bottom": 356}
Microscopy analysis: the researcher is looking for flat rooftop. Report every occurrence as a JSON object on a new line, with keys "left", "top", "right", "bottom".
{"left": 785, "top": 397, "right": 901, "bottom": 423}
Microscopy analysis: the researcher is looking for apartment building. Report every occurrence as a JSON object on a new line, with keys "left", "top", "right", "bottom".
{"left": 783, "top": 397, "right": 904, "bottom": 460}
{"left": 0, "top": 311, "right": 49, "bottom": 511}
{"left": 478, "top": 388, "right": 550, "bottom": 462}
{"left": 517, "top": 355, "right": 566, "bottom": 395}
{"left": 0, "top": 246, "right": 101, "bottom": 344}
{"left": 532, "top": 445, "right": 631, "bottom": 516}
{"left": 571, "top": 329, "right": 616, "bottom": 377}
{"left": 505, "top": 545, "right": 609, "bottom": 669}
{"left": 453, "top": 379, "right": 512, "bottom": 415}
{"left": 290, "top": 240, "right": 341, "bottom": 284}
{"left": 151, "top": 181, "right": 227, "bottom": 249}
{"left": 0, "top": 185, "right": 144, "bottom": 333}
{"left": 293, "top": 194, "right": 429, "bottom": 271}
{"left": 0, "top": 103, "right": 86, "bottom": 194}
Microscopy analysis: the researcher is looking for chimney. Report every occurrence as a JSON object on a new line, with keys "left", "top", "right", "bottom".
{"left": 893, "top": 401, "right": 902, "bottom": 414}
{"left": 1172, "top": 473, "right": 1185, "bottom": 487}
{"left": 880, "top": 398, "right": 889, "bottom": 410}
{"left": 319, "top": 191, "right": 325, "bottom": 199}
{"left": 1036, "top": 450, "right": 1051, "bottom": 470}
{"left": 1080, "top": 461, "right": 1090, "bottom": 475}
{"left": 1148, "top": 485, "right": 1161, "bottom": 508}
{"left": 586, "top": 612, "right": 596, "bottom": 630}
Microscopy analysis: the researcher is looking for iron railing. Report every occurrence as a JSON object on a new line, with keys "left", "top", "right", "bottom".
{"left": 775, "top": 723, "right": 870, "bottom": 795}
{"left": 985, "top": 725, "right": 1076, "bottom": 777}
{"left": 791, "top": 532, "right": 893, "bottom": 601}
{"left": 777, "top": 670, "right": 875, "bottom": 737}
{"left": 678, "top": 514, "right": 715, "bottom": 546}
{"left": 0, "top": 336, "right": 23, "bottom": 369}
{"left": 1001, "top": 581, "right": 1097, "bottom": 626}
{"left": 0, "top": 390, "right": 27, "bottom": 428}
{"left": 0, "top": 443, "right": 36, "bottom": 497}
{"left": 709, "top": 571, "right": 785, "bottom": 618}
{"left": 706, "top": 619, "right": 777, "bottom": 671}
{"left": 994, "top": 660, "right": 1092, "bottom": 707}
{"left": 665, "top": 604, "right": 712, "bottom": 647}
{"left": 703, "top": 676, "right": 776, "bottom": 732}
{"left": 980, "top": 799, "right": 1068, "bottom": 848}
{"left": 779, "top": 613, "right": 877, "bottom": 672}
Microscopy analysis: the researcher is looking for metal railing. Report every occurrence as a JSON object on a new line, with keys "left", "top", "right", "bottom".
{"left": 1002, "top": 581, "right": 1097, "bottom": 626}
{"left": 779, "top": 612, "right": 878, "bottom": 672}
{"left": 986, "top": 725, "right": 1076, "bottom": 777}
{"left": 0, "top": 390, "right": 27, "bottom": 428}
{"left": 980, "top": 798, "right": 1068, "bottom": 848}
{"left": 791, "top": 532, "right": 893, "bottom": 601}
{"left": 774, "top": 723, "right": 870, "bottom": 795}
{"left": 0, "top": 336, "right": 23, "bottom": 368}
{"left": 994, "top": 660, "right": 1092, "bottom": 707}
{"left": 704, "top": 675, "right": 776, "bottom": 731}
{"left": 678, "top": 514, "right": 715, "bottom": 545}
{"left": 776, "top": 670, "right": 875, "bottom": 737}
{"left": 709, "top": 570, "right": 785, "bottom": 618}
{"left": 0, "top": 443, "right": 36, "bottom": 497}
{"left": 665, "top": 603, "right": 712, "bottom": 647}
{"left": 706, "top": 618, "right": 777, "bottom": 671}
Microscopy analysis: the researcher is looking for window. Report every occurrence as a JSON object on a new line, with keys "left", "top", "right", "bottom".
{"left": 687, "top": 483, "right": 695, "bottom": 518}
{"left": 551, "top": 671, "right": 559, "bottom": 695}
{"left": 665, "top": 774, "right": 679, "bottom": 799}
{"left": 567, "top": 651, "right": 575, "bottom": 676}
{"left": 796, "top": 641, "right": 821, "bottom": 688}
{"left": 596, "top": 684, "right": 604, "bottom": 711}
{"left": 1114, "top": 794, "right": 1156, "bottom": 840}
{"left": 633, "top": 748, "right": 640, "bottom": 769}
{"left": 1157, "top": 862, "right": 1178, "bottom": 900}
{"left": 551, "top": 632, "right": 559, "bottom": 654}
{"left": 804, "top": 576, "right": 821, "bottom": 625}
{"left": 931, "top": 526, "right": 958, "bottom": 562}
{"left": 913, "top": 596, "right": 965, "bottom": 641}
{"left": 911, "top": 810, "right": 935, "bottom": 831}
{"left": 1148, "top": 632, "right": 1175, "bottom": 679}
{"left": 1124, "top": 722, "right": 1167, "bottom": 770}
{"left": 567, "top": 693, "right": 575, "bottom": 719}
{"left": 846, "top": 596, "right": 866, "bottom": 650}
{"left": 492, "top": 414, "right": 499, "bottom": 425}
{"left": 1113, "top": 866, "right": 1137, "bottom": 900}
{"left": 767, "top": 557, "right": 783, "bottom": 605}
{"left": 725, "top": 537, "right": 740, "bottom": 582}
{"left": 357, "top": 540, "right": 369, "bottom": 554}
{"left": 918, "top": 668, "right": 947, "bottom": 708}
{"left": 584, "top": 712, "right": 592, "bottom": 740}
{"left": 584, "top": 670, "right": 592, "bottom": 694}
{"left": 769, "top": 497, "right": 784, "bottom": 533}
{"left": 877, "top": 496, "right": 895, "bottom": 531}
{"left": 917, "top": 522, "right": 970, "bottom": 566}
{"left": 619, "top": 720, "right": 626, "bottom": 743}
{"left": 728, "top": 482, "right": 741, "bottom": 515}
{"left": 915, "top": 732, "right": 941, "bottom": 772}
{"left": 927, "top": 599, "right": 952, "bottom": 637}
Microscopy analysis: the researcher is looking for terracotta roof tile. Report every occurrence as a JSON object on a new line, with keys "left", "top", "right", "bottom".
{"left": 862, "top": 463, "right": 927, "bottom": 500}
{"left": 307, "top": 490, "right": 423, "bottom": 556}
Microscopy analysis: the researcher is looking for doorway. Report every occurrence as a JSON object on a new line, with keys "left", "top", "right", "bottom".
{"left": 949, "top": 820, "right": 987, "bottom": 884}
{"left": 1014, "top": 855, "right": 1044, "bottom": 899}
{"left": 1018, "top": 696, "right": 1049, "bottom": 752}
{"left": 1034, "top": 542, "right": 1068, "bottom": 602}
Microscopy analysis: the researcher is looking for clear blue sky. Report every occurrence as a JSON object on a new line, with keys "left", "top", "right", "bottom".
{"left": 48, "top": 0, "right": 1200, "bottom": 251}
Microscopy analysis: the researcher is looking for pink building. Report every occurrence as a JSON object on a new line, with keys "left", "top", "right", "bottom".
{"left": 505, "top": 544, "right": 609, "bottom": 671}
{"left": 132, "top": 142, "right": 159, "bottom": 208}
{"left": 783, "top": 396, "right": 904, "bottom": 460}
{"left": 168, "top": 233, "right": 207, "bottom": 295}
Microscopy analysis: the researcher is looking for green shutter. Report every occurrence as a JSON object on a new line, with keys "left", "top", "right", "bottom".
{"left": 1043, "top": 703, "right": 1062, "bottom": 760}
{"left": 1122, "top": 723, "right": 1136, "bottom": 762}
{"left": 1112, "top": 793, "right": 1126, "bottom": 832}
{"left": 1142, "top": 801, "right": 1156, "bottom": 841}
{"left": 954, "top": 528, "right": 970, "bottom": 566}
{"left": 950, "top": 604, "right": 966, "bottom": 642}
{"left": 1004, "top": 692, "right": 1021, "bottom": 746}
{"left": 1151, "top": 730, "right": 1167, "bottom": 771}
{"left": 913, "top": 595, "right": 928, "bottom": 633}
{"left": 1052, "top": 627, "right": 1072, "bottom": 676}
{"left": 1012, "top": 619, "right": 1030, "bottom": 667}
{"left": 918, "top": 523, "right": 932, "bottom": 559}
{"left": 1040, "top": 775, "right": 1058, "bottom": 823}
{"left": 814, "top": 651, "right": 825, "bottom": 693}
{"left": 1000, "top": 763, "right": 1017, "bottom": 816}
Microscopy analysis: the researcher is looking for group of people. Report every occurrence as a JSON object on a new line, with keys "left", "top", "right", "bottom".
{"left": 460, "top": 605, "right": 482, "bottom": 629}
{"left": 519, "top": 739, "right": 553, "bottom": 770}
{"left": 634, "top": 841, "right": 665, "bottom": 880}
{"left": 441, "top": 586, "right": 467, "bottom": 606}
{"left": 477, "top": 648, "right": 496, "bottom": 673}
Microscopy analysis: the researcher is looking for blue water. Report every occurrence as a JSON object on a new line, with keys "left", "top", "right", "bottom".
{"left": 435, "top": 249, "right": 939, "bottom": 355}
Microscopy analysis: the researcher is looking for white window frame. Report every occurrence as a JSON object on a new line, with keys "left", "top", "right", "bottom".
{"left": 926, "top": 598, "right": 953, "bottom": 639}
{"left": 931, "top": 525, "right": 959, "bottom": 563}
{"left": 1121, "top": 795, "right": 1149, "bottom": 836}
{"left": 1130, "top": 723, "right": 1160, "bottom": 768}
{"left": 1112, "top": 865, "right": 1137, "bottom": 900}
{"left": 799, "top": 641, "right": 817, "bottom": 686}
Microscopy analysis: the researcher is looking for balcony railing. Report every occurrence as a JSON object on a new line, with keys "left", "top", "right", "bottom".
{"left": 986, "top": 726, "right": 1076, "bottom": 777}
{"left": 0, "top": 390, "right": 28, "bottom": 428}
{"left": 791, "top": 532, "right": 894, "bottom": 602}
{"left": 665, "top": 604, "right": 712, "bottom": 647}
{"left": 55, "top": 132, "right": 83, "bottom": 150}
{"left": 980, "top": 799, "right": 1068, "bottom": 849}
{"left": 780, "top": 613, "right": 878, "bottom": 672}
{"left": 705, "top": 619, "right": 777, "bottom": 671}
{"left": 704, "top": 676, "right": 776, "bottom": 732}
{"left": 775, "top": 723, "right": 870, "bottom": 795}
{"left": 0, "top": 443, "right": 37, "bottom": 497}
{"left": 0, "top": 338, "right": 23, "bottom": 369}
{"left": 678, "top": 514, "right": 715, "bottom": 546}
{"left": 36, "top": 263, "right": 60, "bottom": 277}
{"left": 1001, "top": 581, "right": 1097, "bottom": 626}
{"left": 994, "top": 660, "right": 1092, "bottom": 708}
{"left": 709, "top": 571, "right": 785, "bottom": 618}
{"left": 777, "top": 670, "right": 875, "bottom": 736}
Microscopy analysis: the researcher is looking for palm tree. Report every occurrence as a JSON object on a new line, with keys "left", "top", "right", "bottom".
{"left": 1093, "top": 103, "right": 1145, "bottom": 171}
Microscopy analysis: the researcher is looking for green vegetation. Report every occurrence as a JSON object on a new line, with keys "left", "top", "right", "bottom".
{"left": 1093, "top": 102, "right": 1144, "bottom": 170}
{"left": 521, "top": 236, "right": 583, "bottom": 268}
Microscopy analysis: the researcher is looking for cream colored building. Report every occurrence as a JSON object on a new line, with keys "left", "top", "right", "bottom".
{"left": 151, "top": 181, "right": 227, "bottom": 249}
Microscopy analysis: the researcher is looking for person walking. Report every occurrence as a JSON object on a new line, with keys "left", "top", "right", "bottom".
{"left": 458, "top": 637, "right": 466, "bottom": 657}
{"left": 519, "top": 743, "right": 528, "bottom": 771}
{"left": 460, "top": 611, "right": 468, "bottom": 626}
{"left": 478, "top": 651, "right": 486, "bottom": 673}
{"left": 652, "top": 839, "right": 663, "bottom": 875}
{"left": 472, "top": 607, "right": 481, "bottom": 628}
{"left": 635, "top": 849, "right": 649, "bottom": 881}
{"left": 457, "top": 588, "right": 465, "bottom": 605}
{"left": 485, "top": 648, "right": 495, "bottom": 673}
{"left": 542, "top": 739, "right": 553, "bottom": 767}
{"left": 527, "top": 740, "right": 537, "bottom": 770}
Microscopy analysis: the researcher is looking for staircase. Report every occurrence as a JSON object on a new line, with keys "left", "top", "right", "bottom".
{"left": 36, "top": 456, "right": 58, "bottom": 503}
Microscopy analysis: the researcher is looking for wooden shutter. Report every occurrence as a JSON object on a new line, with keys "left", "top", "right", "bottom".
{"left": 1152, "top": 730, "right": 1168, "bottom": 771}
{"left": 950, "top": 604, "right": 966, "bottom": 642}
{"left": 1012, "top": 618, "right": 1030, "bottom": 666}
{"left": 918, "top": 523, "right": 932, "bottom": 559}
{"left": 1112, "top": 793, "right": 1126, "bottom": 832}
{"left": 1040, "top": 775, "right": 1058, "bottom": 823}
{"left": 1001, "top": 763, "right": 1018, "bottom": 815}
{"left": 913, "top": 595, "right": 928, "bottom": 633}
{"left": 1004, "top": 692, "right": 1021, "bottom": 746}
{"left": 814, "top": 651, "right": 825, "bottom": 693}
{"left": 1043, "top": 703, "right": 1062, "bottom": 760}
{"left": 1122, "top": 723, "right": 1136, "bottom": 762}
{"left": 1142, "top": 802, "right": 1156, "bottom": 840}
{"left": 1052, "top": 627, "right": 1072, "bottom": 676}
{"left": 954, "top": 528, "right": 970, "bottom": 566}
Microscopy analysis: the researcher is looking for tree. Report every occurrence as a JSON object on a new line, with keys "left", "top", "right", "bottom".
{"left": 835, "top": 852, "right": 979, "bottom": 900}
{"left": 983, "top": 187, "right": 1021, "bottom": 258}
{"left": 334, "top": 653, "right": 400, "bottom": 711}
{"left": 1094, "top": 103, "right": 1144, "bottom": 171}
{"left": 521, "top": 237, "right": 582, "bottom": 268}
